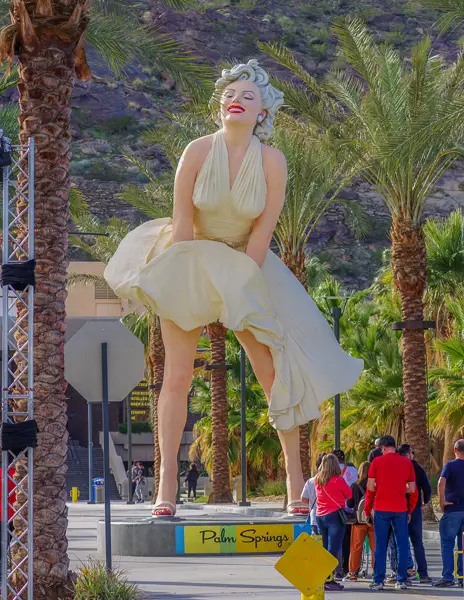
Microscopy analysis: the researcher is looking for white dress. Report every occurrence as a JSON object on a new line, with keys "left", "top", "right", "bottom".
{"left": 105, "top": 129, "right": 364, "bottom": 431}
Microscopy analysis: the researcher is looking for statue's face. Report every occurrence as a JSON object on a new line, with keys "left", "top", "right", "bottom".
{"left": 219, "top": 80, "right": 265, "bottom": 128}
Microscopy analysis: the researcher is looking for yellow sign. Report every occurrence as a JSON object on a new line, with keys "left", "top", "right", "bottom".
{"left": 131, "top": 380, "right": 150, "bottom": 422}
{"left": 236, "top": 525, "right": 294, "bottom": 553}
{"left": 178, "top": 524, "right": 298, "bottom": 554}
{"left": 275, "top": 533, "right": 338, "bottom": 597}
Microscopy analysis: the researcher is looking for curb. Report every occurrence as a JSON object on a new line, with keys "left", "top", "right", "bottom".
{"left": 423, "top": 528, "right": 440, "bottom": 542}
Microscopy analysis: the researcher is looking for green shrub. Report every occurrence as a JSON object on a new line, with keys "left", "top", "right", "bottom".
{"left": 312, "top": 42, "right": 328, "bottom": 60}
{"left": 261, "top": 480, "right": 287, "bottom": 497}
{"left": 277, "top": 15, "right": 299, "bottom": 47}
{"left": 100, "top": 115, "right": 138, "bottom": 135}
{"left": 70, "top": 159, "right": 93, "bottom": 176}
{"left": 74, "top": 561, "right": 141, "bottom": 600}
{"left": 83, "top": 160, "right": 126, "bottom": 182}
{"left": 118, "top": 422, "right": 153, "bottom": 434}
{"left": 353, "top": 5, "right": 379, "bottom": 21}
{"left": 194, "top": 495, "right": 208, "bottom": 503}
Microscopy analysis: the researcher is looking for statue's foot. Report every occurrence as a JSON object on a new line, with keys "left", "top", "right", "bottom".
{"left": 286, "top": 500, "right": 309, "bottom": 516}
{"left": 152, "top": 501, "right": 176, "bottom": 517}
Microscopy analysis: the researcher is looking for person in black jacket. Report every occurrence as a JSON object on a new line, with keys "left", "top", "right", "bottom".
{"left": 343, "top": 461, "right": 375, "bottom": 581}
{"left": 397, "top": 444, "right": 432, "bottom": 583}
{"left": 185, "top": 463, "right": 200, "bottom": 499}
{"left": 368, "top": 438, "right": 383, "bottom": 463}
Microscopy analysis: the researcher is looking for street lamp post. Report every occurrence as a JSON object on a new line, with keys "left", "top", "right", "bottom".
{"left": 126, "top": 393, "right": 134, "bottom": 504}
{"left": 322, "top": 297, "right": 349, "bottom": 451}
{"left": 238, "top": 346, "right": 250, "bottom": 507}
{"left": 332, "top": 306, "right": 342, "bottom": 450}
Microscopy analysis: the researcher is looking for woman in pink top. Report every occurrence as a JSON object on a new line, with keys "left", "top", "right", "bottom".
{"left": 315, "top": 454, "right": 352, "bottom": 592}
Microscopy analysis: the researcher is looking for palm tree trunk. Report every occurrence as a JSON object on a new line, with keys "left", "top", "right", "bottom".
{"left": 8, "top": 2, "right": 90, "bottom": 595}
{"left": 149, "top": 315, "right": 163, "bottom": 497}
{"left": 15, "top": 29, "right": 78, "bottom": 600}
{"left": 207, "top": 322, "right": 233, "bottom": 503}
{"left": 281, "top": 248, "right": 311, "bottom": 480}
{"left": 391, "top": 218, "right": 429, "bottom": 471}
{"left": 443, "top": 424, "right": 457, "bottom": 465}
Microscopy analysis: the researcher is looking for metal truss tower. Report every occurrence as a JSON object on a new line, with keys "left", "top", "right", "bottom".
{"left": 1, "top": 138, "right": 35, "bottom": 600}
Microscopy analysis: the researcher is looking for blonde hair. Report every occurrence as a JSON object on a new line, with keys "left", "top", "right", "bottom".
{"left": 357, "top": 461, "right": 371, "bottom": 484}
{"left": 316, "top": 454, "right": 341, "bottom": 487}
{"left": 211, "top": 59, "right": 284, "bottom": 141}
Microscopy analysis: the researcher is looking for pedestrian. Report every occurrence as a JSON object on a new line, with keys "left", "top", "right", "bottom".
{"left": 185, "top": 463, "right": 199, "bottom": 499}
{"left": 433, "top": 438, "right": 464, "bottom": 588}
{"left": 131, "top": 461, "right": 139, "bottom": 501}
{"left": 301, "top": 453, "right": 326, "bottom": 535}
{"left": 333, "top": 449, "right": 358, "bottom": 486}
{"left": 332, "top": 449, "right": 358, "bottom": 578}
{"left": 134, "top": 462, "right": 145, "bottom": 503}
{"left": 364, "top": 435, "right": 417, "bottom": 591}
{"left": 397, "top": 443, "right": 432, "bottom": 583}
{"left": 343, "top": 461, "right": 375, "bottom": 581}
{"left": 368, "top": 438, "right": 383, "bottom": 464}
{"left": 315, "top": 454, "right": 352, "bottom": 592}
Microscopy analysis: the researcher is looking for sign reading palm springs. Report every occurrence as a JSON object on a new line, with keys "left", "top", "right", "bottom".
{"left": 176, "top": 523, "right": 309, "bottom": 554}
{"left": 131, "top": 380, "right": 150, "bottom": 422}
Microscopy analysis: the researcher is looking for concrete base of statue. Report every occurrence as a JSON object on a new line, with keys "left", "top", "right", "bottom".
{"left": 96, "top": 504, "right": 309, "bottom": 557}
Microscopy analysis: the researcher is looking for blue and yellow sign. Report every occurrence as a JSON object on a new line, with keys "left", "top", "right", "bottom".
{"left": 175, "top": 523, "right": 310, "bottom": 554}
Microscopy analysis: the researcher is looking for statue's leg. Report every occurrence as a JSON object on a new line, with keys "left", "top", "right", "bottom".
{"left": 234, "top": 329, "right": 305, "bottom": 504}
{"left": 156, "top": 318, "right": 202, "bottom": 509}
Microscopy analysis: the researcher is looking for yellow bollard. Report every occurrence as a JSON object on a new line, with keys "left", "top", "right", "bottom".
{"left": 302, "top": 589, "right": 324, "bottom": 600}
{"left": 301, "top": 535, "right": 325, "bottom": 600}
{"left": 70, "top": 487, "right": 80, "bottom": 503}
{"left": 454, "top": 549, "right": 463, "bottom": 581}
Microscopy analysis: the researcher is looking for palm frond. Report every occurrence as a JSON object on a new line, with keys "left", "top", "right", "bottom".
{"left": 69, "top": 187, "right": 89, "bottom": 220}
{"left": 0, "top": 65, "right": 18, "bottom": 95}
{"left": 258, "top": 42, "right": 323, "bottom": 95}
{"left": 122, "top": 311, "right": 149, "bottom": 346}
{"left": 86, "top": 10, "right": 213, "bottom": 96}
{"left": 0, "top": 103, "right": 19, "bottom": 141}
{"left": 67, "top": 272, "right": 106, "bottom": 287}
{"left": 419, "top": 0, "right": 464, "bottom": 34}
{"left": 340, "top": 197, "right": 372, "bottom": 238}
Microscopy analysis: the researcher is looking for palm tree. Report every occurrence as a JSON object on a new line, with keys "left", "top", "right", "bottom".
{"left": 206, "top": 322, "right": 233, "bottom": 502}
{"left": 0, "top": 0, "right": 211, "bottom": 592}
{"left": 263, "top": 19, "right": 464, "bottom": 471}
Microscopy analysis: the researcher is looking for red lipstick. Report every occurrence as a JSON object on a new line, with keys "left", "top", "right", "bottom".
{"left": 227, "top": 104, "right": 245, "bottom": 114}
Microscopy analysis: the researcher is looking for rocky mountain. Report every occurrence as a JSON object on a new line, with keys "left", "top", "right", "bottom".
{"left": 64, "top": 0, "right": 464, "bottom": 286}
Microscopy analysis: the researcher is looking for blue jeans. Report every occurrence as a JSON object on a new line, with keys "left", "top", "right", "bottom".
{"left": 374, "top": 511, "right": 409, "bottom": 584}
{"left": 439, "top": 511, "right": 464, "bottom": 581}
{"left": 409, "top": 505, "right": 428, "bottom": 577}
{"left": 316, "top": 511, "right": 346, "bottom": 565}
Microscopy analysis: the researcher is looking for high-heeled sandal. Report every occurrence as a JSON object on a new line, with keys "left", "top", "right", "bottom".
{"left": 286, "top": 501, "right": 309, "bottom": 516}
{"left": 152, "top": 501, "right": 176, "bottom": 517}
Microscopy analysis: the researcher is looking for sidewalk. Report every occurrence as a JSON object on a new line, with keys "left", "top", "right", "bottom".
{"left": 67, "top": 502, "right": 460, "bottom": 600}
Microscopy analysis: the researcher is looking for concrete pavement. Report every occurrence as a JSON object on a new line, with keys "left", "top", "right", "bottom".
{"left": 67, "top": 502, "right": 463, "bottom": 599}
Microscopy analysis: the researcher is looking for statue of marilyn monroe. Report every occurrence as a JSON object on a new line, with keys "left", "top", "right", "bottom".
{"left": 105, "top": 59, "right": 363, "bottom": 516}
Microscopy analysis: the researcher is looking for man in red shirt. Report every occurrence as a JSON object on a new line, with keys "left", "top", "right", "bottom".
{"left": 364, "top": 435, "right": 417, "bottom": 591}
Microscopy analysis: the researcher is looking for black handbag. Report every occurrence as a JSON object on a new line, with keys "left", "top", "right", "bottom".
{"left": 322, "top": 484, "right": 357, "bottom": 525}
{"left": 0, "top": 138, "right": 12, "bottom": 167}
